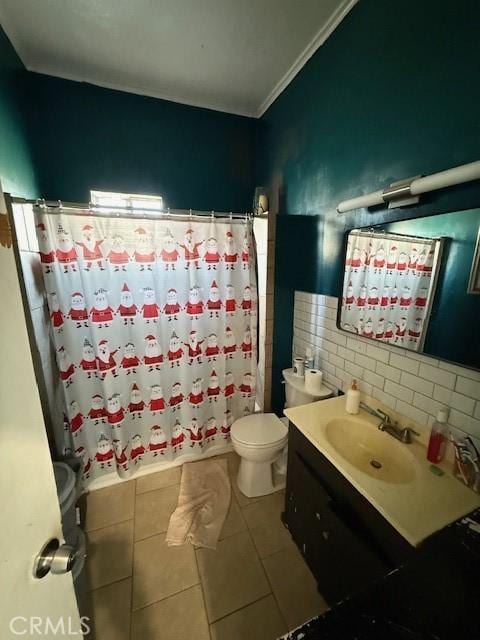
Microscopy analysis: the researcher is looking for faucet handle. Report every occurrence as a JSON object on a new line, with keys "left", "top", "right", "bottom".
{"left": 400, "top": 426, "right": 419, "bottom": 443}
{"left": 377, "top": 409, "right": 393, "bottom": 425}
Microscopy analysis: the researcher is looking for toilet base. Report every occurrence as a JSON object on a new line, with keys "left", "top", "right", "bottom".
{"left": 236, "top": 458, "right": 285, "bottom": 498}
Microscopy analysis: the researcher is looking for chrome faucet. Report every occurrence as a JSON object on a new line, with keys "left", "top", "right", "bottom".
{"left": 359, "top": 403, "right": 419, "bottom": 444}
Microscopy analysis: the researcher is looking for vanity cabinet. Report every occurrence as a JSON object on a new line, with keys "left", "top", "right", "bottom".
{"left": 284, "top": 423, "right": 414, "bottom": 605}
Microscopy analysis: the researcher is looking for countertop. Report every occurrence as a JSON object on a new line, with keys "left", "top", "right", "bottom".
{"left": 284, "top": 395, "right": 480, "bottom": 546}
{"left": 282, "top": 509, "right": 480, "bottom": 640}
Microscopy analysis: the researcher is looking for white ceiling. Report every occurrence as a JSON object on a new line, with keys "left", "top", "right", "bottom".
{"left": 0, "top": 0, "right": 356, "bottom": 117}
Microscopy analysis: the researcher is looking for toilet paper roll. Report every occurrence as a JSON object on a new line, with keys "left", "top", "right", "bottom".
{"left": 305, "top": 368, "right": 324, "bottom": 395}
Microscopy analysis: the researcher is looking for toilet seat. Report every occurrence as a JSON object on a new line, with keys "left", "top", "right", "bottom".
{"left": 231, "top": 413, "right": 287, "bottom": 447}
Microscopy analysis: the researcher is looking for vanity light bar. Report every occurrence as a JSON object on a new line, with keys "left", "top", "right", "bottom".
{"left": 336, "top": 160, "right": 480, "bottom": 213}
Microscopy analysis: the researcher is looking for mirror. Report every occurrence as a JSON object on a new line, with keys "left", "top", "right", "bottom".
{"left": 338, "top": 208, "right": 480, "bottom": 370}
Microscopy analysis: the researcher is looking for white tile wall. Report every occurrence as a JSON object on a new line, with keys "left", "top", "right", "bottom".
{"left": 293, "top": 291, "right": 480, "bottom": 441}
{"left": 13, "top": 203, "right": 66, "bottom": 455}
{"left": 254, "top": 215, "right": 271, "bottom": 410}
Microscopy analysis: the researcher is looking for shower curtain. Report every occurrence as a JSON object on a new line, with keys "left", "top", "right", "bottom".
{"left": 340, "top": 230, "right": 441, "bottom": 351}
{"left": 35, "top": 206, "right": 257, "bottom": 486}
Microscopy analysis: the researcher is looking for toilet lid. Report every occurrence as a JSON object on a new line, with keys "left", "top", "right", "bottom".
{"left": 231, "top": 413, "right": 288, "bottom": 446}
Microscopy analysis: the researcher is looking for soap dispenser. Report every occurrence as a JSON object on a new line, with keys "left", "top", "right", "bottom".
{"left": 345, "top": 379, "right": 360, "bottom": 414}
{"left": 305, "top": 347, "right": 315, "bottom": 370}
{"left": 427, "top": 408, "right": 449, "bottom": 464}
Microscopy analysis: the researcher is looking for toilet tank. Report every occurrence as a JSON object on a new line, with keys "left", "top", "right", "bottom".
{"left": 282, "top": 368, "right": 333, "bottom": 408}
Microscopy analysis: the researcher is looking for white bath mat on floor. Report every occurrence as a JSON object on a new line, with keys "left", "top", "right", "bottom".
{"left": 166, "top": 458, "right": 231, "bottom": 550}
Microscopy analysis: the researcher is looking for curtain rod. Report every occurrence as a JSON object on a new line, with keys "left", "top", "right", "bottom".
{"left": 10, "top": 196, "right": 252, "bottom": 221}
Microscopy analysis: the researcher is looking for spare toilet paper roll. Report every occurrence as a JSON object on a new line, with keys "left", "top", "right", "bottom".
{"left": 305, "top": 368, "right": 324, "bottom": 395}
{"left": 293, "top": 357, "right": 305, "bottom": 378}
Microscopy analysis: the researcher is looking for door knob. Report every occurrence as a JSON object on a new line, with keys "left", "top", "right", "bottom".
{"left": 34, "top": 538, "right": 78, "bottom": 579}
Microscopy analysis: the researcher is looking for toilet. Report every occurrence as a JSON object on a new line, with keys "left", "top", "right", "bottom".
{"left": 231, "top": 413, "right": 288, "bottom": 498}
{"left": 231, "top": 368, "right": 332, "bottom": 497}
{"left": 282, "top": 367, "right": 332, "bottom": 408}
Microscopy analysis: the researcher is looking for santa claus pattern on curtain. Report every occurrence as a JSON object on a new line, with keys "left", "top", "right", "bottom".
{"left": 340, "top": 230, "right": 442, "bottom": 352}
{"left": 35, "top": 206, "right": 257, "bottom": 487}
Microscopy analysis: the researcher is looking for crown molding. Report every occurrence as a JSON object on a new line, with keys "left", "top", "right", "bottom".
{"left": 0, "top": 5, "right": 256, "bottom": 117}
{"left": 1, "top": 0, "right": 357, "bottom": 120}
{"left": 24, "top": 64, "right": 258, "bottom": 118}
{"left": 256, "top": 0, "right": 358, "bottom": 118}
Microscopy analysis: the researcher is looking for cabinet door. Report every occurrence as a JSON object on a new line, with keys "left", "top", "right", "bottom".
{"left": 292, "top": 450, "right": 388, "bottom": 604}
{"left": 285, "top": 450, "right": 331, "bottom": 556}
{"left": 308, "top": 501, "right": 388, "bottom": 604}
{"left": 284, "top": 450, "right": 310, "bottom": 551}
{"left": 289, "top": 424, "right": 412, "bottom": 567}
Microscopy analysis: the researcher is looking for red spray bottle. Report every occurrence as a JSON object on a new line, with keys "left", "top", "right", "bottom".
{"left": 427, "top": 408, "right": 449, "bottom": 464}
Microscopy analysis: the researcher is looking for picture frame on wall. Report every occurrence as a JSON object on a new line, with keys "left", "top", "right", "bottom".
{"left": 467, "top": 227, "right": 480, "bottom": 294}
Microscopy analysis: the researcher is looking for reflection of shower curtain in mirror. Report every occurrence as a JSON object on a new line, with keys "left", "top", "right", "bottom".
{"left": 341, "top": 231, "right": 441, "bottom": 351}
{"left": 34, "top": 206, "right": 257, "bottom": 488}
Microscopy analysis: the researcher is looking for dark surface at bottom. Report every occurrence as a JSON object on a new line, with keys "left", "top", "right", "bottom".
{"left": 283, "top": 510, "right": 480, "bottom": 639}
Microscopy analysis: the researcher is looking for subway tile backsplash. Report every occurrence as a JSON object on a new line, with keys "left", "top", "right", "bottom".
{"left": 293, "top": 291, "right": 480, "bottom": 440}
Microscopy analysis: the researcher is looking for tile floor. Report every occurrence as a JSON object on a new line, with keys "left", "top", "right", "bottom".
{"left": 83, "top": 452, "right": 328, "bottom": 640}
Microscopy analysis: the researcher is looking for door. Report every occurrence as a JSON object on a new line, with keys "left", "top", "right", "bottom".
{"left": 0, "top": 207, "right": 83, "bottom": 638}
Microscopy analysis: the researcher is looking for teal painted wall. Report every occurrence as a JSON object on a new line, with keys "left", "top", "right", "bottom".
{"left": 256, "top": 0, "right": 480, "bottom": 411}
{"left": 24, "top": 72, "right": 255, "bottom": 211}
{"left": 0, "top": 28, "right": 38, "bottom": 197}
{"left": 4, "top": 0, "right": 480, "bottom": 412}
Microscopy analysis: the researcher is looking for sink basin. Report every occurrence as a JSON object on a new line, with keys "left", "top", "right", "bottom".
{"left": 325, "top": 417, "right": 416, "bottom": 484}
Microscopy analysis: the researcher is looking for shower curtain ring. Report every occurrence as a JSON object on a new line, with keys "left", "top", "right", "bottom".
{"left": 211, "top": 210, "right": 215, "bottom": 221}
{"left": 189, "top": 209, "right": 193, "bottom": 221}
{"left": 229, "top": 212, "right": 233, "bottom": 221}
{"left": 57, "top": 200, "right": 62, "bottom": 209}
